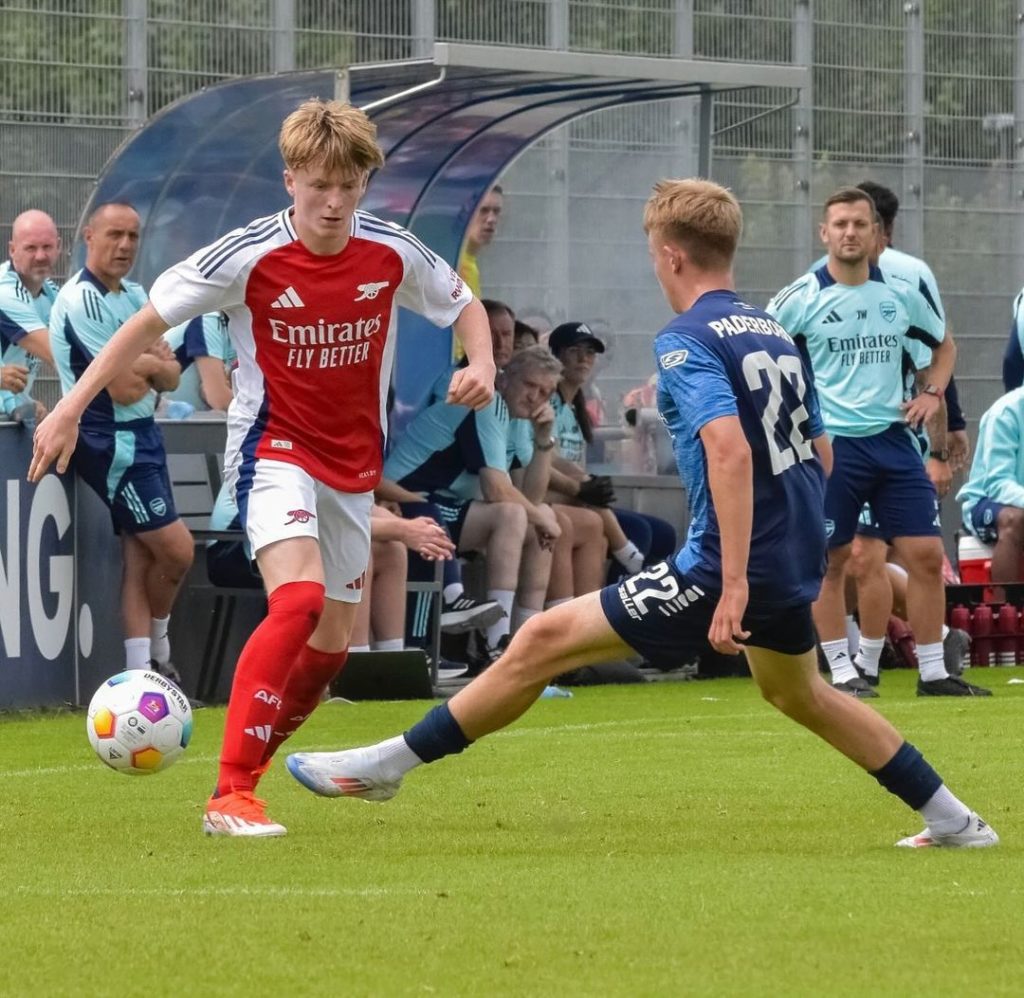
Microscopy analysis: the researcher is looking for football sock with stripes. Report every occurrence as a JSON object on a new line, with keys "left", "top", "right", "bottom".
{"left": 853, "top": 635, "right": 885, "bottom": 679}
{"left": 215, "top": 580, "right": 324, "bottom": 796}
{"left": 821, "top": 638, "right": 857, "bottom": 684}
{"left": 259, "top": 644, "right": 347, "bottom": 770}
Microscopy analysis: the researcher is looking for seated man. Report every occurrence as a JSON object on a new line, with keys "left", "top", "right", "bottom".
{"left": 0, "top": 209, "right": 61, "bottom": 428}
{"left": 957, "top": 386, "right": 1024, "bottom": 583}
{"left": 163, "top": 311, "right": 235, "bottom": 414}
{"left": 384, "top": 345, "right": 563, "bottom": 662}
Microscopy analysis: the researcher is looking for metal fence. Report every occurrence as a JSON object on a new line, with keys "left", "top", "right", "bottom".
{"left": 3, "top": 0, "right": 1022, "bottom": 456}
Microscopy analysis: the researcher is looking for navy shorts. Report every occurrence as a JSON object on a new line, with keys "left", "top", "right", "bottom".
{"left": 826, "top": 426, "right": 939, "bottom": 549}
{"left": 427, "top": 493, "right": 473, "bottom": 548}
{"left": 970, "top": 499, "right": 1005, "bottom": 544}
{"left": 599, "top": 560, "right": 817, "bottom": 670}
{"left": 74, "top": 421, "right": 180, "bottom": 535}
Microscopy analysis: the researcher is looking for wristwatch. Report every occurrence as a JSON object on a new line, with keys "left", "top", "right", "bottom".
{"left": 534, "top": 439, "right": 555, "bottom": 452}
{"left": 921, "top": 384, "right": 943, "bottom": 398}
{"left": 931, "top": 449, "right": 950, "bottom": 462}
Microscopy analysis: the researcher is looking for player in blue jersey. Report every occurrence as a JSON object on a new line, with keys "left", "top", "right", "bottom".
{"left": 957, "top": 387, "right": 1024, "bottom": 583}
{"left": 285, "top": 179, "right": 997, "bottom": 849}
{"left": 770, "top": 186, "right": 989, "bottom": 699}
{"left": 163, "top": 311, "right": 235, "bottom": 413}
{"left": 49, "top": 202, "right": 195, "bottom": 679}
{"left": 0, "top": 210, "right": 61, "bottom": 425}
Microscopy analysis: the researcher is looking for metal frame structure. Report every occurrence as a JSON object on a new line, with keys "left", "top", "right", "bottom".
{"left": 84, "top": 42, "right": 806, "bottom": 410}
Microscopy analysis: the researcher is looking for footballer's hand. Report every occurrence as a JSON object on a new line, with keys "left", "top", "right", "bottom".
{"left": 28, "top": 400, "right": 79, "bottom": 481}
{"left": 529, "top": 401, "right": 555, "bottom": 435}
{"left": 576, "top": 475, "right": 616, "bottom": 508}
{"left": 948, "top": 429, "right": 971, "bottom": 472}
{"left": 401, "top": 516, "right": 456, "bottom": 561}
{"left": 708, "top": 582, "right": 750, "bottom": 655}
{"left": 1, "top": 363, "right": 29, "bottom": 394}
{"left": 447, "top": 361, "right": 496, "bottom": 411}
{"left": 902, "top": 391, "right": 940, "bottom": 429}
{"left": 147, "top": 338, "right": 175, "bottom": 362}
{"left": 927, "top": 456, "right": 952, "bottom": 497}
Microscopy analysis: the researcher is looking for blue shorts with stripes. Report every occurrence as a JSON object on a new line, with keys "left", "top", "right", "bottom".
{"left": 826, "top": 425, "right": 939, "bottom": 549}
{"left": 74, "top": 420, "right": 179, "bottom": 535}
{"left": 599, "top": 560, "right": 817, "bottom": 670}
{"left": 426, "top": 492, "right": 473, "bottom": 548}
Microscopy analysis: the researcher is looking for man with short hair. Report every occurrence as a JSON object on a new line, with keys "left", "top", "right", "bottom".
{"left": 458, "top": 185, "right": 503, "bottom": 299}
{"left": 32, "top": 99, "right": 495, "bottom": 838}
{"left": 287, "top": 178, "right": 997, "bottom": 851}
{"left": 48, "top": 202, "right": 193, "bottom": 682}
{"left": 0, "top": 209, "right": 61, "bottom": 424}
{"left": 770, "top": 187, "right": 988, "bottom": 698}
{"left": 384, "top": 344, "right": 564, "bottom": 662}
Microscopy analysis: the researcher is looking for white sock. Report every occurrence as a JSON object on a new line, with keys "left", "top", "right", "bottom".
{"left": 917, "top": 641, "right": 947, "bottom": 682}
{"left": 918, "top": 784, "right": 971, "bottom": 835}
{"left": 845, "top": 614, "right": 860, "bottom": 658}
{"left": 149, "top": 615, "right": 171, "bottom": 666}
{"left": 349, "top": 644, "right": 371, "bottom": 653}
{"left": 822, "top": 638, "right": 857, "bottom": 684}
{"left": 371, "top": 638, "right": 403, "bottom": 652}
{"left": 511, "top": 604, "right": 538, "bottom": 632}
{"left": 612, "top": 542, "right": 644, "bottom": 574}
{"left": 486, "top": 589, "right": 514, "bottom": 646}
{"left": 442, "top": 583, "right": 464, "bottom": 603}
{"left": 376, "top": 734, "right": 425, "bottom": 776}
{"left": 854, "top": 635, "right": 885, "bottom": 678}
{"left": 544, "top": 598, "right": 571, "bottom": 610}
{"left": 125, "top": 637, "right": 151, "bottom": 671}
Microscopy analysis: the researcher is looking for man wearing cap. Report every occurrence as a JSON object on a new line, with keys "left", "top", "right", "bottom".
{"left": 546, "top": 321, "right": 677, "bottom": 581}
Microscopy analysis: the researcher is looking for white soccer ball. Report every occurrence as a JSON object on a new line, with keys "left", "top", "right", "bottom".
{"left": 86, "top": 670, "right": 193, "bottom": 775}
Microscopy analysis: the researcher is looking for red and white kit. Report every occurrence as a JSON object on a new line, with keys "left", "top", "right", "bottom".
{"left": 150, "top": 208, "right": 472, "bottom": 598}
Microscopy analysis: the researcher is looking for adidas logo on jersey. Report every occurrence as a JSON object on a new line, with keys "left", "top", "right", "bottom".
{"left": 354, "top": 281, "right": 389, "bottom": 301}
{"left": 244, "top": 724, "right": 273, "bottom": 742}
{"left": 822, "top": 309, "right": 843, "bottom": 324}
{"left": 271, "top": 286, "right": 305, "bottom": 309}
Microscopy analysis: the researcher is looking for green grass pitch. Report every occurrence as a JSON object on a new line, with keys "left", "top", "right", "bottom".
{"left": 0, "top": 670, "right": 1019, "bottom": 997}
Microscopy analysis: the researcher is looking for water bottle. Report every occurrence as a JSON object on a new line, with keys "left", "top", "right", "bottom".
{"left": 164, "top": 400, "right": 195, "bottom": 420}
{"left": 996, "top": 603, "right": 1018, "bottom": 666}
{"left": 539, "top": 685, "right": 572, "bottom": 699}
{"left": 970, "top": 604, "right": 993, "bottom": 667}
{"left": 887, "top": 616, "right": 918, "bottom": 670}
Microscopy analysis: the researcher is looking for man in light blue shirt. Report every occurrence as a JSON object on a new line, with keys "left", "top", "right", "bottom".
{"left": 0, "top": 210, "right": 61, "bottom": 425}
{"left": 164, "top": 311, "right": 235, "bottom": 413}
{"left": 49, "top": 201, "right": 194, "bottom": 679}
{"left": 769, "top": 186, "right": 988, "bottom": 698}
{"left": 957, "top": 387, "right": 1024, "bottom": 583}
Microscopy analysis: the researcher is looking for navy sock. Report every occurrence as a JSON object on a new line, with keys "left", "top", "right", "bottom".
{"left": 869, "top": 741, "right": 942, "bottom": 810}
{"left": 403, "top": 702, "right": 471, "bottom": 763}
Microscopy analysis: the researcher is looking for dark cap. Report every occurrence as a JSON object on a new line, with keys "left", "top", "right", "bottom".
{"left": 548, "top": 321, "right": 605, "bottom": 355}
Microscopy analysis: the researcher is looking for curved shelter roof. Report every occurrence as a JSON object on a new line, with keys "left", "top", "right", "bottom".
{"left": 84, "top": 43, "right": 805, "bottom": 410}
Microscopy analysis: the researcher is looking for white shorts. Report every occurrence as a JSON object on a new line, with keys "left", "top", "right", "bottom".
{"left": 225, "top": 456, "right": 373, "bottom": 603}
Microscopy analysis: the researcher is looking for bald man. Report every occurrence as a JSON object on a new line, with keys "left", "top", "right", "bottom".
{"left": 49, "top": 202, "right": 193, "bottom": 682}
{"left": 0, "top": 209, "right": 60, "bottom": 421}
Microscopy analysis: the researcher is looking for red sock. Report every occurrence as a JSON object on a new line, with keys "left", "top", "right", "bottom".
{"left": 215, "top": 580, "right": 324, "bottom": 796}
{"left": 260, "top": 646, "right": 349, "bottom": 765}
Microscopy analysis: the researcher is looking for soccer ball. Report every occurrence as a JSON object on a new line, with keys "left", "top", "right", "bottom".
{"left": 86, "top": 670, "right": 193, "bottom": 775}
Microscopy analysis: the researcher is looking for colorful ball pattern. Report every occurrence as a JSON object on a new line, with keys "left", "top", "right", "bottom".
{"left": 86, "top": 671, "right": 192, "bottom": 775}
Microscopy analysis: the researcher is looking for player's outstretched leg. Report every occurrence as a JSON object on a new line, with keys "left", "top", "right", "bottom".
{"left": 286, "top": 592, "right": 632, "bottom": 799}
{"left": 745, "top": 643, "right": 998, "bottom": 848}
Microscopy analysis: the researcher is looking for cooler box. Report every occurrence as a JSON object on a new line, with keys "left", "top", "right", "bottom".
{"left": 957, "top": 534, "right": 993, "bottom": 584}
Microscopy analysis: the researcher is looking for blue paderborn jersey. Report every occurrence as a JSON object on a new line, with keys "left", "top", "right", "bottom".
{"left": 659, "top": 290, "right": 827, "bottom": 606}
